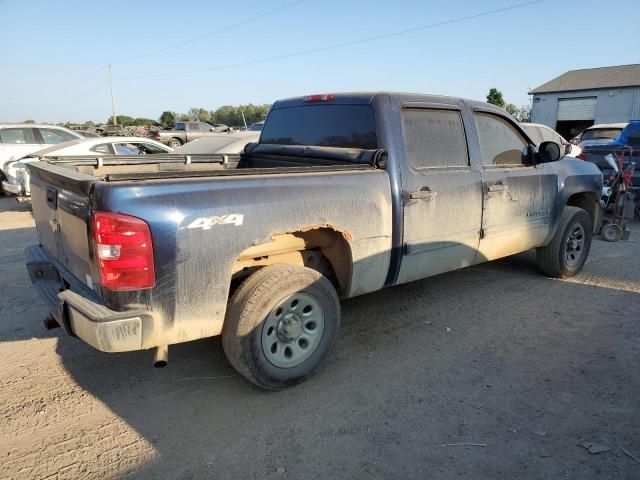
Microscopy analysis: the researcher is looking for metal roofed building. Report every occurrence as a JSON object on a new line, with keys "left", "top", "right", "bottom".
{"left": 529, "top": 64, "right": 640, "bottom": 139}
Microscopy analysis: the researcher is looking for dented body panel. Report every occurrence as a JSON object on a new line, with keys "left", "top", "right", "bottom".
{"left": 25, "top": 92, "right": 602, "bottom": 353}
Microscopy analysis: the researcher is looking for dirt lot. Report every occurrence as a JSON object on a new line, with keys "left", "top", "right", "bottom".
{"left": 0, "top": 195, "right": 638, "bottom": 480}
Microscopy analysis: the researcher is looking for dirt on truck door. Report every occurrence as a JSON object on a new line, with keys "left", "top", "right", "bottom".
{"left": 395, "top": 105, "right": 483, "bottom": 284}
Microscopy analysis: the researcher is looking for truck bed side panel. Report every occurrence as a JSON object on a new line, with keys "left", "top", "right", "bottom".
{"left": 93, "top": 169, "right": 392, "bottom": 348}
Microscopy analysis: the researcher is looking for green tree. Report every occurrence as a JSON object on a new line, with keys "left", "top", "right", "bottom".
{"left": 133, "top": 118, "right": 158, "bottom": 126}
{"left": 516, "top": 105, "right": 531, "bottom": 122}
{"left": 187, "top": 107, "right": 209, "bottom": 122}
{"left": 505, "top": 103, "right": 519, "bottom": 116}
{"left": 159, "top": 111, "right": 176, "bottom": 128}
{"left": 209, "top": 103, "right": 271, "bottom": 128}
{"left": 107, "top": 115, "right": 135, "bottom": 126}
{"left": 23, "top": 119, "right": 35, "bottom": 123}
{"left": 177, "top": 113, "right": 190, "bottom": 122}
{"left": 486, "top": 88, "right": 505, "bottom": 108}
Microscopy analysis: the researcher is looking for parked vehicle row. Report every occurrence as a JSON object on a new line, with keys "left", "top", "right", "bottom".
{"left": 1, "top": 137, "right": 171, "bottom": 196}
{"left": 24, "top": 91, "right": 602, "bottom": 390}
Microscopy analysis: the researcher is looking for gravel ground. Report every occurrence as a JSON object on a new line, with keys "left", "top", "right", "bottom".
{"left": 0, "top": 195, "right": 638, "bottom": 480}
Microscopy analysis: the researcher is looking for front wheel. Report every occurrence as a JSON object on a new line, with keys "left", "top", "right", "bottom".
{"left": 537, "top": 206, "right": 592, "bottom": 278}
{"left": 222, "top": 264, "right": 340, "bottom": 390}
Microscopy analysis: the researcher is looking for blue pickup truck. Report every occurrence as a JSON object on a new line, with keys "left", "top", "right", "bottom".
{"left": 25, "top": 92, "right": 603, "bottom": 389}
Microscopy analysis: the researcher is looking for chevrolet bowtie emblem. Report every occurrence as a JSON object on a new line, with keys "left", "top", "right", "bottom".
{"left": 48, "top": 216, "right": 60, "bottom": 233}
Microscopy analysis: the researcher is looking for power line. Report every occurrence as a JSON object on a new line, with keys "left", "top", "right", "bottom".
{"left": 111, "top": 0, "right": 306, "bottom": 65}
{"left": 120, "top": 0, "right": 543, "bottom": 81}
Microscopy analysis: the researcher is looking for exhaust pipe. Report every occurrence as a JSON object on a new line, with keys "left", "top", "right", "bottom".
{"left": 153, "top": 345, "right": 168, "bottom": 368}
{"left": 43, "top": 314, "right": 61, "bottom": 330}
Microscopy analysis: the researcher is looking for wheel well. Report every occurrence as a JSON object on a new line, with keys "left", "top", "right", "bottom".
{"left": 231, "top": 227, "right": 352, "bottom": 296}
{"left": 567, "top": 192, "right": 599, "bottom": 231}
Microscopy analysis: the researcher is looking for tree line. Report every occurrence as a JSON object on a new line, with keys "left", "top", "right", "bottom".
{"left": 158, "top": 103, "right": 271, "bottom": 128}
{"left": 49, "top": 92, "right": 526, "bottom": 130}
{"left": 49, "top": 103, "right": 272, "bottom": 130}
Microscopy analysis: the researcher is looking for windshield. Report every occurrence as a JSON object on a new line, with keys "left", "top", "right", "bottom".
{"left": 581, "top": 128, "right": 622, "bottom": 141}
{"left": 260, "top": 105, "right": 377, "bottom": 149}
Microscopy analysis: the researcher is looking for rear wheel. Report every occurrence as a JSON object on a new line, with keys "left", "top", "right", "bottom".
{"left": 222, "top": 264, "right": 340, "bottom": 390}
{"left": 537, "top": 206, "right": 592, "bottom": 278}
{"left": 168, "top": 138, "right": 182, "bottom": 149}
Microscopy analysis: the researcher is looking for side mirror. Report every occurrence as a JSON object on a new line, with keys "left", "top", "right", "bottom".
{"left": 537, "top": 141, "right": 561, "bottom": 163}
{"left": 564, "top": 143, "right": 572, "bottom": 155}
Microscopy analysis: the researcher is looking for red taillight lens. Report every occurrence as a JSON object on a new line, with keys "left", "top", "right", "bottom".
{"left": 92, "top": 212, "right": 155, "bottom": 290}
{"left": 577, "top": 152, "right": 586, "bottom": 160}
{"left": 303, "top": 94, "right": 335, "bottom": 102}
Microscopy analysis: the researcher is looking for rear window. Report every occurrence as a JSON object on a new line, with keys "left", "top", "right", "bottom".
{"left": 260, "top": 105, "right": 377, "bottom": 149}
{"left": 581, "top": 128, "right": 621, "bottom": 141}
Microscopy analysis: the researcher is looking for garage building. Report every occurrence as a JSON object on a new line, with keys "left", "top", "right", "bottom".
{"left": 530, "top": 64, "right": 640, "bottom": 139}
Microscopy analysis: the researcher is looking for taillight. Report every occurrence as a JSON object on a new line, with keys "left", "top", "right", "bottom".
{"left": 91, "top": 212, "right": 155, "bottom": 290}
{"left": 303, "top": 94, "right": 335, "bottom": 102}
{"left": 154, "top": 131, "right": 161, "bottom": 139}
{"left": 577, "top": 152, "right": 586, "bottom": 160}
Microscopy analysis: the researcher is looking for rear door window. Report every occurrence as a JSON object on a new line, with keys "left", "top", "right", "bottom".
{"left": 474, "top": 113, "right": 529, "bottom": 167}
{"left": 401, "top": 108, "right": 469, "bottom": 169}
{"left": 261, "top": 105, "right": 377, "bottom": 149}
{"left": 90, "top": 143, "right": 114, "bottom": 154}
{"left": 39, "top": 128, "right": 78, "bottom": 144}
{"left": 0, "top": 128, "right": 36, "bottom": 144}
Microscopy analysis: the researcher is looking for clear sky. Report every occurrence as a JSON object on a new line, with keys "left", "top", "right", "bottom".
{"left": 1, "top": 0, "right": 639, "bottom": 124}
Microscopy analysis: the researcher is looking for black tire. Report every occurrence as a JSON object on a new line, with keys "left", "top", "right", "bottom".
{"left": 168, "top": 138, "right": 182, "bottom": 149}
{"left": 222, "top": 264, "right": 340, "bottom": 390}
{"left": 536, "top": 206, "right": 592, "bottom": 278}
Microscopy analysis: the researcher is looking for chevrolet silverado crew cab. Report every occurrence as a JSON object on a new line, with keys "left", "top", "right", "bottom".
{"left": 25, "top": 92, "right": 603, "bottom": 389}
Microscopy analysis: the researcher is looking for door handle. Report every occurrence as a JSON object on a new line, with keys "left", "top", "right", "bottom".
{"left": 487, "top": 183, "right": 508, "bottom": 192}
{"left": 410, "top": 189, "right": 438, "bottom": 200}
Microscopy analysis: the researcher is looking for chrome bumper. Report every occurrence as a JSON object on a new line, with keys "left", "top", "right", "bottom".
{"left": 25, "top": 245, "right": 152, "bottom": 353}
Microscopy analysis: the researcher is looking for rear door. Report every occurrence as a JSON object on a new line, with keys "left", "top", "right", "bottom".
{"left": 472, "top": 111, "right": 557, "bottom": 262}
{"left": 396, "top": 104, "right": 483, "bottom": 284}
{"left": 0, "top": 127, "right": 40, "bottom": 166}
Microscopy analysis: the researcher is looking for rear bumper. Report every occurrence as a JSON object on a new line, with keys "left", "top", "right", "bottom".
{"left": 2, "top": 180, "right": 22, "bottom": 195}
{"left": 25, "top": 245, "right": 152, "bottom": 353}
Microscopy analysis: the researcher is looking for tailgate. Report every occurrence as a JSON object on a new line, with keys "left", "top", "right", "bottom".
{"left": 28, "top": 162, "right": 98, "bottom": 289}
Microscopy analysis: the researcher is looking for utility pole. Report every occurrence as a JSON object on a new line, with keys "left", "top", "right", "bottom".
{"left": 108, "top": 64, "right": 117, "bottom": 126}
{"left": 240, "top": 109, "right": 247, "bottom": 130}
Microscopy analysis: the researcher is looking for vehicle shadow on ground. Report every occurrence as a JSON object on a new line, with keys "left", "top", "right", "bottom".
{"left": 47, "top": 243, "right": 640, "bottom": 480}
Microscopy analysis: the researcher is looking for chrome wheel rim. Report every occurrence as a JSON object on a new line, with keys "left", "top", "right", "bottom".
{"left": 261, "top": 292, "right": 325, "bottom": 368}
{"left": 565, "top": 223, "right": 585, "bottom": 267}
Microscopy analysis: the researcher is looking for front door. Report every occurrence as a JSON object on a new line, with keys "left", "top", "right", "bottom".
{"left": 397, "top": 106, "right": 483, "bottom": 284}
{"left": 472, "top": 111, "right": 557, "bottom": 263}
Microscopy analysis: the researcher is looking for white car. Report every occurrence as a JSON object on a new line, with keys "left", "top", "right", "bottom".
{"left": 0, "top": 124, "right": 83, "bottom": 172}
{"left": 520, "top": 122, "right": 580, "bottom": 157}
{"left": 2, "top": 136, "right": 171, "bottom": 196}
